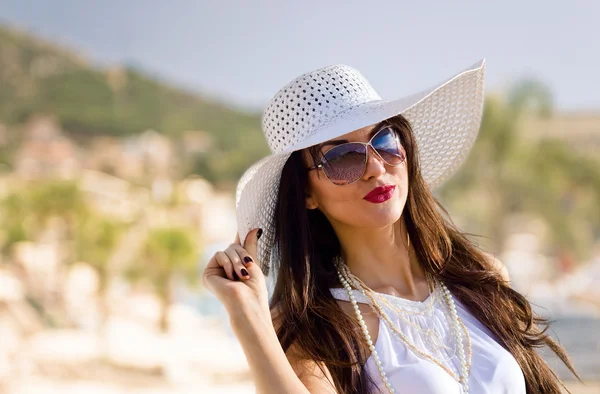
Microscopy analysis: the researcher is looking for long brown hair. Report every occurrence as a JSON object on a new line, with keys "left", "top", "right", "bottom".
{"left": 269, "top": 114, "right": 579, "bottom": 393}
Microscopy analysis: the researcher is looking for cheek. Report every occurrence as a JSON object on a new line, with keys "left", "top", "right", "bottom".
{"left": 310, "top": 165, "right": 409, "bottom": 226}
{"left": 310, "top": 175, "right": 356, "bottom": 204}
{"left": 393, "top": 164, "right": 409, "bottom": 189}
{"left": 308, "top": 174, "right": 359, "bottom": 218}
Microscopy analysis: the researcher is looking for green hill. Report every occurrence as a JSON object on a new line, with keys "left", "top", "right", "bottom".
{"left": 0, "top": 25, "right": 269, "bottom": 184}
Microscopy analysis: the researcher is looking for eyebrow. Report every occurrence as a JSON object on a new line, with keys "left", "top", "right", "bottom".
{"left": 318, "top": 125, "right": 384, "bottom": 150}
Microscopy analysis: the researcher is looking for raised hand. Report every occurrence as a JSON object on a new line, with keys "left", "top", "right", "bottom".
{"left": 201, "top": 228, "right": 270, "bottom": 320}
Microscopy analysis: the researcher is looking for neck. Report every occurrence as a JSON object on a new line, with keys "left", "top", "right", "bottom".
{"left": 333, "top": 217, "right": 429, "bottom": 301}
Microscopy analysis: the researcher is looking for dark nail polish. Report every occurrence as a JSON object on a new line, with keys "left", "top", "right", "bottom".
{"left": 241, "top": 268, "right": 249, "bottom": 277}
{"left": 257, "top": 228, "right": 263, "bottom": 240}
{"left": 243, "top": 256, "right": 253, "bottom": 265}
{"left": 232, "top": 271, "right": 240, "bottom": 281}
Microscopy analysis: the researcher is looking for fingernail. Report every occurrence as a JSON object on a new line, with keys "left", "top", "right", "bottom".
{"left": 243, "top": 256, "right": 253, "bottom": 265}
{"left": 257, "top": 228, "right": 263, "bottom": 240}
{"left": 241, "top": 268, "right": 249, "bottom": 277}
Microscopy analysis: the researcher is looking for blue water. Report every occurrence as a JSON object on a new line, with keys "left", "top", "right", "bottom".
{"left": 540, "top": 316, "right": 600, "bottom": 381}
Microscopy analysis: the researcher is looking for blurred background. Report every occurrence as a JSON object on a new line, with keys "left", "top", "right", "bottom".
{"left": 0, "top": 1, "right": 598, "bottom": 393}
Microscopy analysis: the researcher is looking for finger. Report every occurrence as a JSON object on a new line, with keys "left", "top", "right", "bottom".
{"left": 231, "top": 244, "right": 265, "bottom": 286}
{"left": 243, "top": 228, "right": 262, "bottom": 262}
{"left": 215, "top": 251, "right": 235, "bottom": 281}
{"left": 202, "top": 262, "right": 231, "bottom": 292}
{"left": 234, "top": 232, "right": 241, "bottom": 246}
{"left": 225, "top": 246, "right": 250, "bottom": 281}
{"left": 231, "top": 245, "right": 256, "bottom": 276}
{"left": 231, "top": 244, "right": 256, "bottom": 269}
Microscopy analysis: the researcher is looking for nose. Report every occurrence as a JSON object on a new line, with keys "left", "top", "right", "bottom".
{"left": 361, "top": 145, "right": 387, "bottom": 180}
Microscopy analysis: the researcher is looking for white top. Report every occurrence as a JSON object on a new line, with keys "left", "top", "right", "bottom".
{"left": 330, "top": 285, "right": 526, "bottom": 394}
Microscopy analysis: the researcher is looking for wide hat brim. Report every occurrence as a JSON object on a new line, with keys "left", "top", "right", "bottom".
{"left": 235, "top": 59, "right": 486, "bottom": 285}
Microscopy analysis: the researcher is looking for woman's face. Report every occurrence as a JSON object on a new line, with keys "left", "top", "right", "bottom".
{"left": 303, "top": 123, "right": 409, "bottom": 229}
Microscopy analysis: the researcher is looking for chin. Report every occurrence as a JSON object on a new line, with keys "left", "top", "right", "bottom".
{"left": 360, "top": 199, "right": 404, "bottom": 226}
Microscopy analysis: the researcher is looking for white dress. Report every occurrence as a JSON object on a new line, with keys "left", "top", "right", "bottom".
{"left": 330, "top": 285, "right": 526, "bottom": 394}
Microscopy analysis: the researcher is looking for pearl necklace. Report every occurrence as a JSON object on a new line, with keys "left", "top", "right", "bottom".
{"left": 335, "top": 257, "right": 472, "bottom": 394}
{"left": 354, "top": 271, "right": 468, "bottom": 368}
{"left": 374, "top": 284, "right": 458, "bottom": 359}
{"left": 337, "top": 263, "right": 471, "bottom": 387}
{"left": 354, "top": 273, "right": 454, "bottom": 356}
{"left": 376, "top": 277, "right": 438, "bottom": 315}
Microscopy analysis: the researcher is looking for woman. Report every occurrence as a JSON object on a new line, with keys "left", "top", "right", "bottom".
{"left": 202, "top": 60, "right": 578, "bottom": 393}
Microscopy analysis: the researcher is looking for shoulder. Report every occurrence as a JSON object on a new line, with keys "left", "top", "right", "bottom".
{"left": 270, "top": 303, "right": 337, "bottom": 393}
{"left": 483, "top": 252, "right": 511, "bottom": 284}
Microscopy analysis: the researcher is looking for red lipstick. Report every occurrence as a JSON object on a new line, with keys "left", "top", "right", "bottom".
{"left": 363, "top": 185, "right": 396, "bottom": 203}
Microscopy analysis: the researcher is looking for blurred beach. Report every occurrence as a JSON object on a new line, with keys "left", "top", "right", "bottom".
{"left": 1, "top": 295, "right": 599, "bottom": 394}
{"left": 1, "top": 239, "right": 599, "bottom": 394}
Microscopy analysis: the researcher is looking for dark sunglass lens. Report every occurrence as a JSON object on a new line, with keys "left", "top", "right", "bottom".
{"left": 373, "top": 128, "right": 405, "bottom": 165}
{"left": 322, "top": 144, "right": 367, "bottom": 185}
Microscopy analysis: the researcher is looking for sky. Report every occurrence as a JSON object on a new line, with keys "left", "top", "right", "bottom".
{"left": 1, "top": 0, "right": 598, "bottom": 112}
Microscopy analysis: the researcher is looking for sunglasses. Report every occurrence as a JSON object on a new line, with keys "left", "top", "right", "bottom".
{"left": 307, "top": 126, "right": 407, "bottom": 185}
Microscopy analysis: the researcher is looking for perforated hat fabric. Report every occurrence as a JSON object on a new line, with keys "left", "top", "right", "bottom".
{"left": 235, "top": 59, "right": 486, "bottom": 290}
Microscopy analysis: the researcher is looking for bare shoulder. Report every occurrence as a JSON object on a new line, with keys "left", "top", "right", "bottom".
{"left": 483, "top": 251, "right": 510, "bottom": 284}
{"left": 269, "top": 303, "right": 337, "bottom": 393}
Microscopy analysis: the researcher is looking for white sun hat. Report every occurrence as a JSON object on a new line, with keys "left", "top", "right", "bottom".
{"left": 235, "top": 59, "right": 486, "bottom": 284}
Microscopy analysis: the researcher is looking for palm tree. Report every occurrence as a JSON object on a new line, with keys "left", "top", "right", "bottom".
{"left": 0, "top": 180, "right": 88, "bottom": 252}
{"left": 74, "top": 213, "right": 126, "bottom": 328}
{"left": 438, "top": 80, "right": 600, "bottom": 261}
{"left": 129, "top": 227, "right": 200, "bottom": 332}
{"left": 0, "top": 192, "right": 29, "bottom": 254}
{"left": 0, "top": 181, "right": 91, "bottom": 326}
{"left": 27, "top": 180, "right": 90, "bottom": 261}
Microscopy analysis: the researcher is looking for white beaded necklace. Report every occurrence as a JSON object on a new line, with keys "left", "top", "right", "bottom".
{"left": 362, "top": 274, "right": 459, "bottom": 362}
{"left": 335, "top": 257, "right": 472, "bottom": 394}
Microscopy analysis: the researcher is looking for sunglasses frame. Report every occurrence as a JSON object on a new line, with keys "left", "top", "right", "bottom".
{"left": 306, "top": 126, "right": 406, "bottom": 185}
